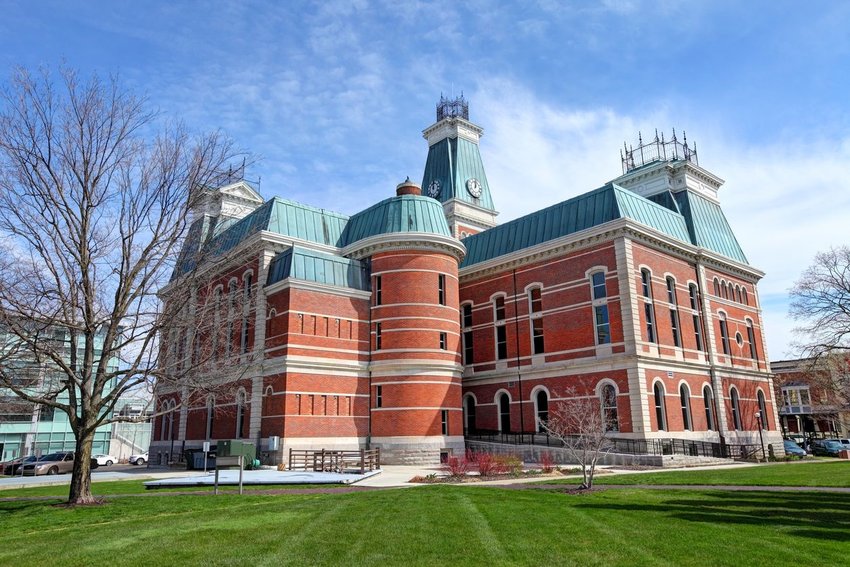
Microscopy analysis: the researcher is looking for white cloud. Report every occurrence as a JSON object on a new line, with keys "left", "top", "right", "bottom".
{"left": 473, "top": 79, "right": 850, "bottom": 362}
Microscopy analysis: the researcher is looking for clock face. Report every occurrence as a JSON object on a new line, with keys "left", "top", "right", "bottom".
{"left": 466, "top": 178, "right": 482, "bottom": 198}
{"left": 427, "top": 179, "right": 441, "bottom": 198}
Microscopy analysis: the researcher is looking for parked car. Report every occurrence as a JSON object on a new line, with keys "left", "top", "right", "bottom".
{"left": 783, "top": 440, "right": 806, "bottom": 457}
{"left": 2, "top": 455, "right": 40, "bottom": 475}
{"left": 21, "top": 451, "right": 76, "bottom": 476}
{"left": 93, "top": 454, "right": 118, "bottom": 466}
{"left": 836, "top": 438, "right": 850, "bottom": 450}
{"left": 128, "top": 452, "right": 148, "bottom": 465}
{"left": 811, "top": 439, "right": 844, "bottom": 457}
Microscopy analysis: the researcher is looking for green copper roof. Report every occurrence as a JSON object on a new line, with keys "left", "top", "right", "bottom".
{"left": 421, "top": 136, "right": 495, "bottom": 210}
{"left": 172, "top": 198, "right": 350, "bottom": 280}
{"left": 672, "top": 191, "right": 748, "bottom": 264}
{"left": 267, "top": 246, "right": 369, "bottom": 291}
{"left": 338, "top": 194, "right": 451, "bottom": 246}
{"left": 461, "top": 183, "right": 691, "bottom": 268}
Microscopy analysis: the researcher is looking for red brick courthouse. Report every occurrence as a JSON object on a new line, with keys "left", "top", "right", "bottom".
{"left": 152, "top": 97, "right": 783, "bottom": 465}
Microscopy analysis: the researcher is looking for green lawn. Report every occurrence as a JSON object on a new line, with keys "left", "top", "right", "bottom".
{"left": 0, "top": 479, "right": 336, "bottom": 498}
{"left": 1, "top": 485, "right": 848, "bottom": 565}
{"left": 551, "top": 460, "right": 850, "bottom": 487}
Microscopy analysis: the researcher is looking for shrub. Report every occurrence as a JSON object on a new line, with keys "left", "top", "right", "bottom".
{"left": 476, "top": 452, "right": 497, "bottom": 477}
{"left": 540, "top": 451, "right": 555, "bottom": 473}
{"left": 494, "top": 454, "right": 523, "bottom": 476}
{"left": 443, "top": 456, "right": 470, "bottom": 479}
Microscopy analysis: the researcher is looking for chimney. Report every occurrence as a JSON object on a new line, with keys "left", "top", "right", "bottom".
{"left": 396, "top": 176, "right": 421, "bottom": 196}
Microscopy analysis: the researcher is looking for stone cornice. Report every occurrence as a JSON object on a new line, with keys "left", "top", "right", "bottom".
{"left": 422, "top": 117, "right": 484, "bottom": 146}
{"left": 342, "top": 232, "right": 466, "bottom": 262}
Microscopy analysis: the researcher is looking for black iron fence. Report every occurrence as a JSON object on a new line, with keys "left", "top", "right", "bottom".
{"left": 465, "top": 431, "right": 762, "bottom": 460}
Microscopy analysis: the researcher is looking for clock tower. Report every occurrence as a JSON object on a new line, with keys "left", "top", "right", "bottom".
{"left": 421, "top": 95, "right": 498, "bottom": 239}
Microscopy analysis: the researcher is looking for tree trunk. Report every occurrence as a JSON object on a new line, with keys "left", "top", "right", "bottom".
{"left": 68, "top": 428, "right": 97, "bottom": 505}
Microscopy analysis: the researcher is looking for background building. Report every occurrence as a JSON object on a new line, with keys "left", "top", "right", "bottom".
{"left": 772, "top": 357, "right": 850, "bottom": 440}
{"left": 153, "top": 97, "right": 783, "bottom": 465}
{"left": 0, "top": 328, "right": 117, "bottom": 462}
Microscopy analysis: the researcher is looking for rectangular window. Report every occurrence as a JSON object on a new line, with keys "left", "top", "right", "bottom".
{"left": 463, "top": 330, "right": 474, "bottom": 365}
{"left": 376, "top": 385, "right": 382, "bottom": 408}
{"left": 532, "top": 318, "right": 545, "bottom": 354}
{"left": 462, "top": 304, "right": 473, "bottom": 328}
{"left": 595, "top": 305, "right": 611, "bottom": 345}
{"left": 438, "top": 274, "right": 446, "bottom": 306}
{"left": 496, "top": 325, "right": 507, "bottom": 360}
{"left": 592, "top": 272, "right": 607, "bottom": 300}
{"left": 530, "top": 287, "right": 543, "bottom": 313}
{"left": 494, "top": 296, "right": 505, "bottom": 321}
{"left": 644, "top": 303, "right": 656, "bottom": 343}
{"left": 800, "top": 389, "right": 811, "bottom": 406}
{"left": 375, "top": 275, "right": 382, "bottom": 306}
{"left": 441, "top": 409, "right": 449, "bottom": 435}
{"left": 670, "top": 309, "right": 680, "bottom": 347}
{"left": 440, "top": 332, "right": 447, "bottom": 350}
{"left": 375, "top": 322, "right": 382, "bottom": 350}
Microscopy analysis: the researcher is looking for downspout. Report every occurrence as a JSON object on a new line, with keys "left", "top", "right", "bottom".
{"left": 512, "top": 269, "right": 525, "bottom": 434}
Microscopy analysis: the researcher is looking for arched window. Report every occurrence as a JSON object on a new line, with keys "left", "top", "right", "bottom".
{"left": 529, "top": 286, "right": 543, "bottom": 313}
{"left": 494, "top": 295, "right": 508, "bottom": 360}
{"left": 206, "top": 395, "right": 215, "bottom": 439}
{"left": 653, "top": 382, "right": 667, "bottom": 431}
{"left": 742, "top": 287, "right": 749, "bottom": 306}
{"left": 718, "top": 313, "right": 730, "bottom": 355}
{"left": 592, "top": 272, "right": 611, "bottom": 346}
{"left": 726, "top": 282, "right": 734, "bottom": 300}
{"left": 679, "top": 384, "right": 692, "bottom": 431}
{"left": 713, "top": 278, "right": 721, "bottom": 296}
{"left": 703, "top": 385, "right": 716, "bottom": 431}
{"left": 757, "top": 390, "right": 769, "bottom": 431}
{"left": 227, "top": 279, "right": 238, "bottom": 357}
{"left": 235, "top": 390, "right": 246, "bottom": 439}
{"left": 498, "top": 393, "right": 511, "bottom": 433}
{"left": 464, "top": 396, "right": 477, "bottom": 434}
{"left": 735, "top": 286, "right": 742, "bottom": 303}
{"left": 641, "top": 269, "right": 656, "bottom": 343}
{"left": 535, "top": 390, "right": 549, "bottom": 432}
{"left": 165, "top": 401, "right": 175, "bottom": 442}
{"left": 689, "top": 284, "right": 703, "bottom": 351}
{"left": 746, "top": 320, "right": 758, "bottom": 361}
{"left": 667, "top": 277, "right": 681, "bottom": 347}
{"left": 601, "top": 384, "right": 619, "bottom": 432}
{"left": 730, "top": 387, "right": 742, "bottom": 430}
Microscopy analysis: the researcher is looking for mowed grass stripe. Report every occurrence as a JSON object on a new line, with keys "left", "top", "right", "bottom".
{"left": 2, "top": 485, "right": 849, "bottom": 565}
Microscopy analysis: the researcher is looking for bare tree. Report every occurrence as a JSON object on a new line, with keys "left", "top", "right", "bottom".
{"left": 0, "top": 67, "right": 242, "bottom": 504}
{"left": 789, "top": 246, "right": 850, "bottom": 359}
{"left": 541, "top": 389, "right": 613, "bottom": 489}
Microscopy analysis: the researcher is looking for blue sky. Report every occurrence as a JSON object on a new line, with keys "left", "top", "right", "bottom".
{"left": 3, "top": 0, "right": 849, "bottom": 360}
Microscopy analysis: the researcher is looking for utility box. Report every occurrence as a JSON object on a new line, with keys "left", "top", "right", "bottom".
{"left": 217, "top": 440, "right": 256, "bottom": 469}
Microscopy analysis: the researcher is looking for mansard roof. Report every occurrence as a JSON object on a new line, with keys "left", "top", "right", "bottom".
{"left": 266, "top": 246, "right": 369, "bottom": 291}
{"left": 421, "top": 136, "right": 495, "bottom": 210}
{"left": 460, "top": 183, "right": 692, "bottom": 267}
{"left": 172, "top": 193, "right": 451, "bottom": 280}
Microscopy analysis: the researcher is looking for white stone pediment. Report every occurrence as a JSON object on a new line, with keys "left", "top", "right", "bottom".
{"left": 218, "top": 181, "right": 264, "bottom": 205}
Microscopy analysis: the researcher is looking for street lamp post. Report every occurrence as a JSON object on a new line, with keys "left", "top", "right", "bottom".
{"left": 755, "top": 411, "right": 766, "bottom": 461}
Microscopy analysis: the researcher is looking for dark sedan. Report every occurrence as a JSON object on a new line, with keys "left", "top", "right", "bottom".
{"left": 811, "top": 439, "right": 844, "bottom": 457}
